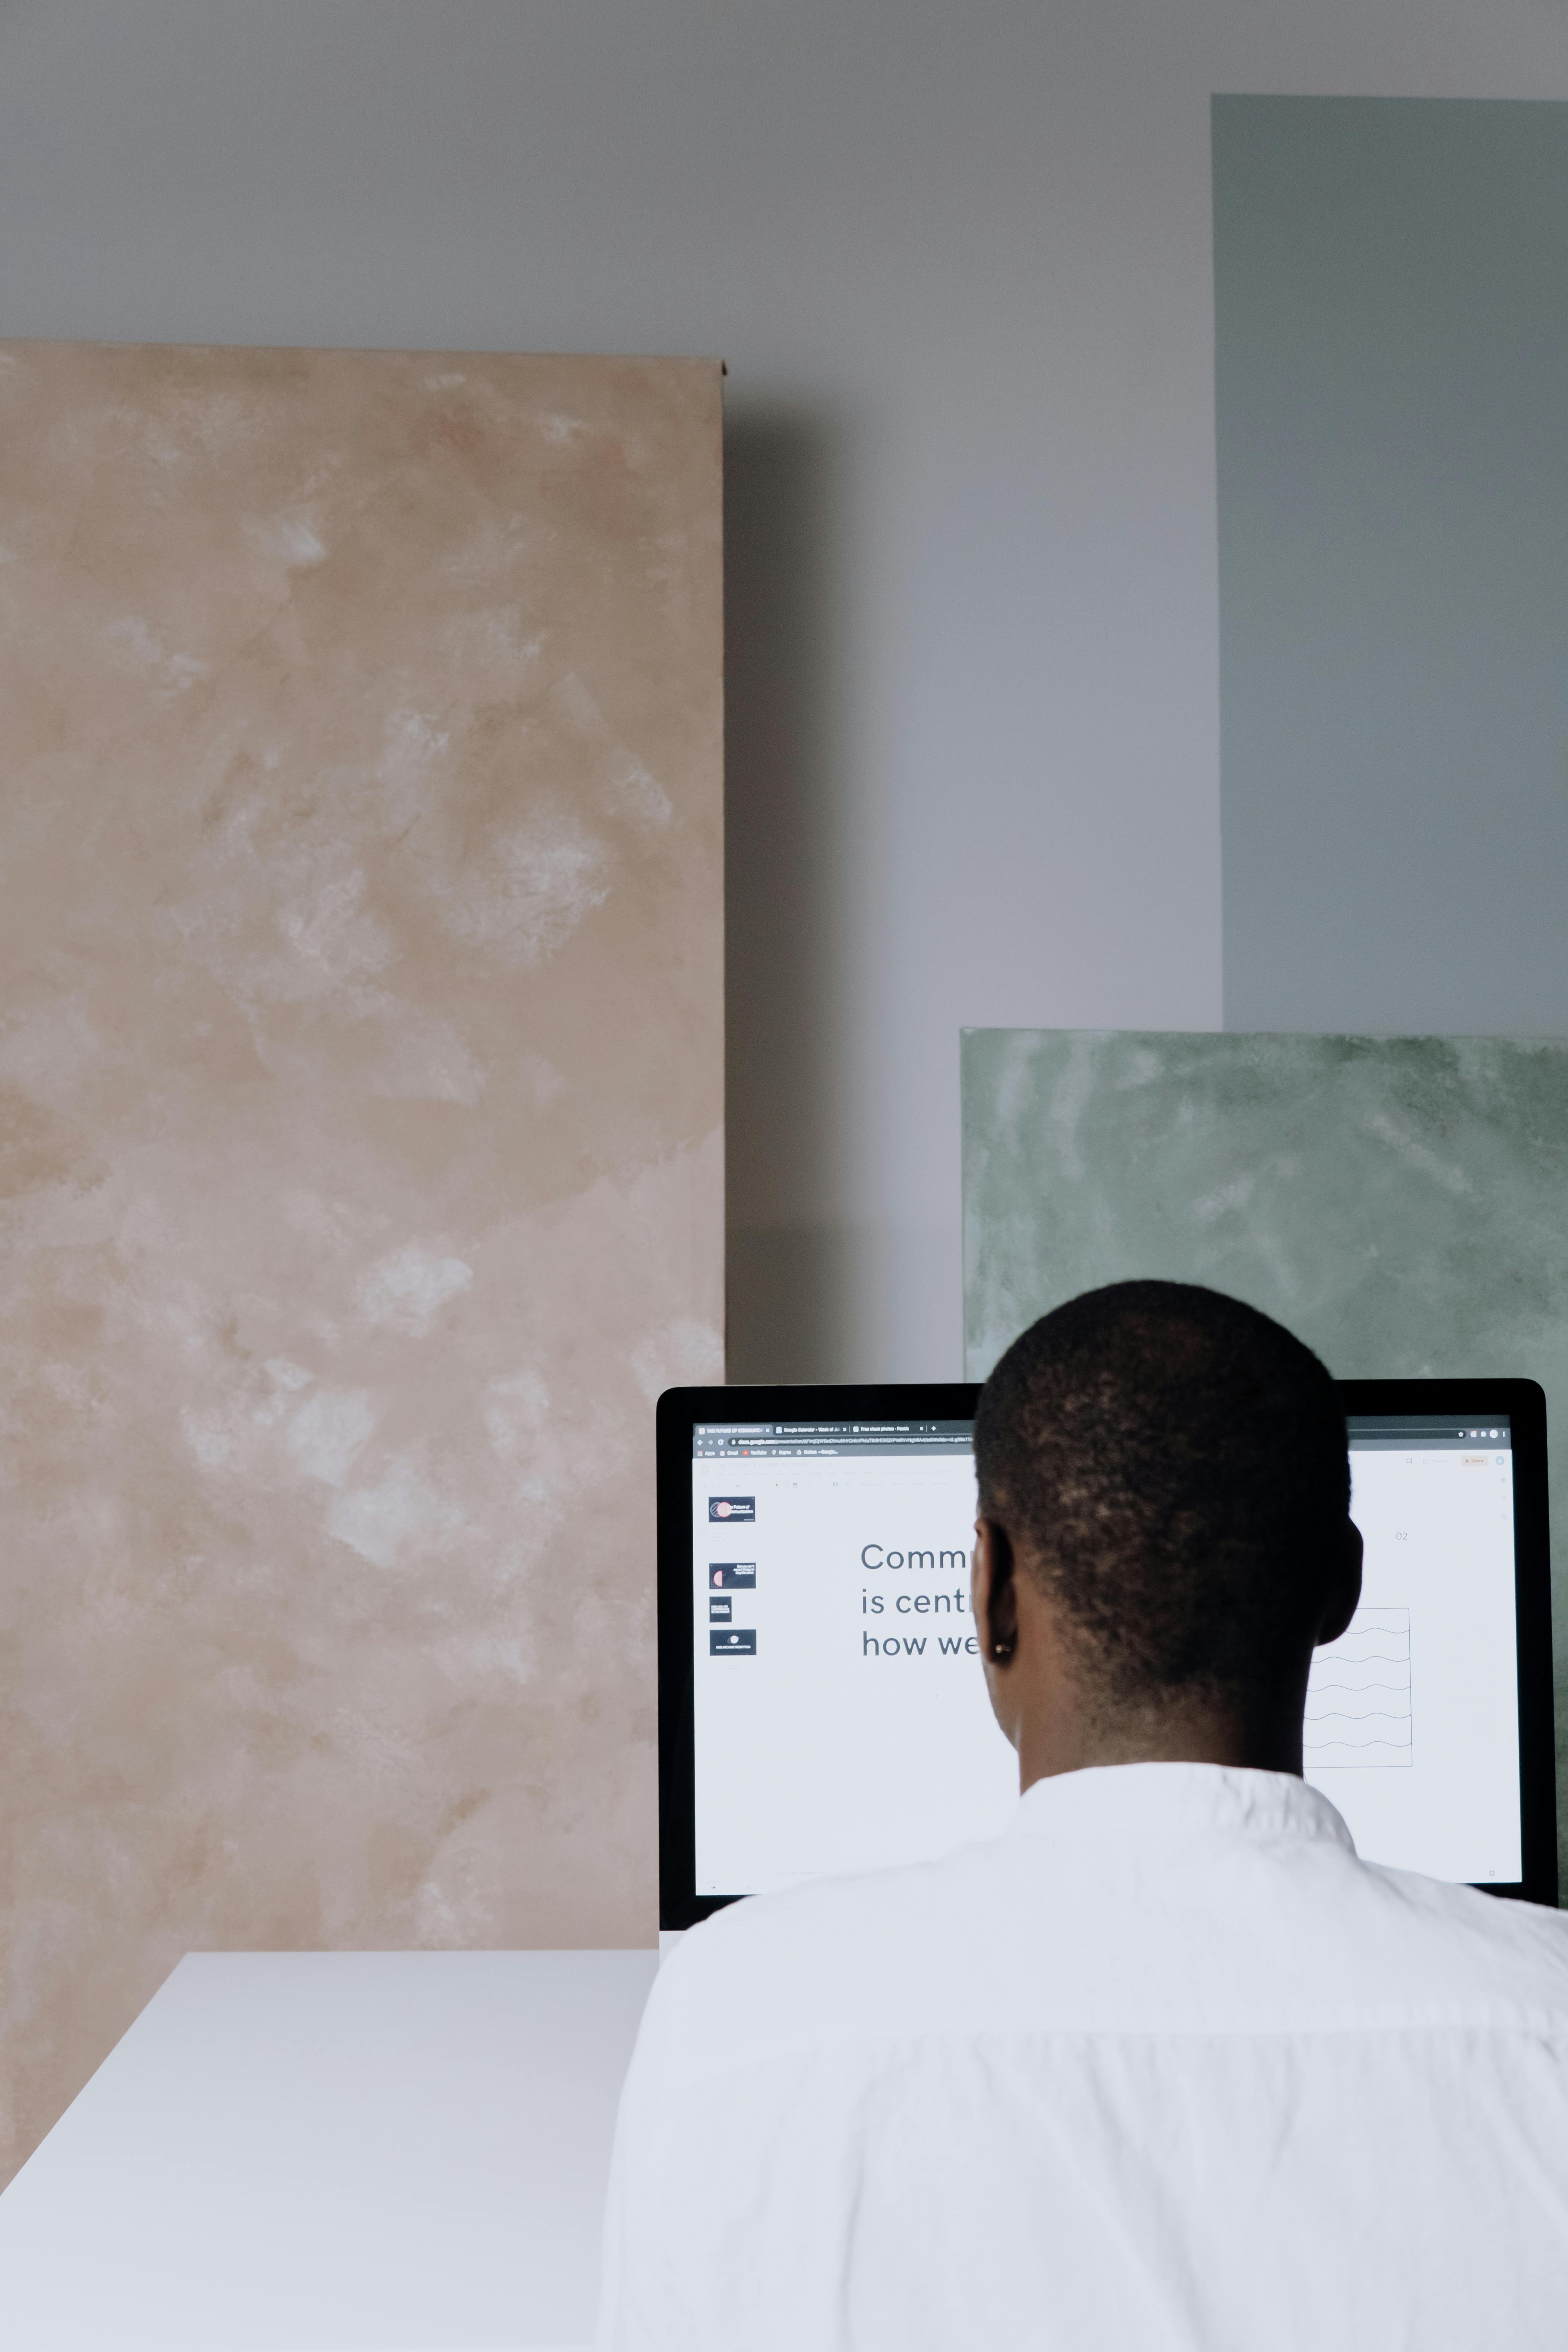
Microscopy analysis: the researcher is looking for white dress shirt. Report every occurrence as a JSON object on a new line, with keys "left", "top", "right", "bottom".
{"left": 600, "top": 1762, "right": 1568, "bottom": 2350}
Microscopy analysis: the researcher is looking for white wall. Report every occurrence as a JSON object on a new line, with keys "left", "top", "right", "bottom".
{"left": 1214, "top": 95, "right": 1568, "bottom": 1043}
{"left": 4, "top": 0, "right": 1565, "bottom": 1380}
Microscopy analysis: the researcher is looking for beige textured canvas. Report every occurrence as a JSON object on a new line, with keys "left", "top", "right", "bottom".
{"left": 0, "top": 343, "right": 723, "bottom": 2180}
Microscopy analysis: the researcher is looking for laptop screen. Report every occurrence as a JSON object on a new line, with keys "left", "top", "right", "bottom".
{"left": 685, "top": 1405, "right": 1525, "bottom": 1902}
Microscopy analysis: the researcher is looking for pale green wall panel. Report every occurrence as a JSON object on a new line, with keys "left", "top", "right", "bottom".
{"left": 962, "top": 1027, "right": 1568, "bottom": 1878}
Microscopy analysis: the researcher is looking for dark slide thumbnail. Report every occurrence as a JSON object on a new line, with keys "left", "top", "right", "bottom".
{"left": 710, "top": 1629, "right": 757, "bottom": 1656}
{"left": 710, "top": 1563, "right": 756, "bottom": 1589}
{"left": 709, "top": 1496, "right": 756, "bottom": 1522}
{"left": 709, "top": 1596, "right": 732, "bottom": 1622}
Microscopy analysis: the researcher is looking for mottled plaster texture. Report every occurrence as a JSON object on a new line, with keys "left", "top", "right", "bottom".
{"left": 0, "top": 343, "right": 723, "bottom": 2179}
{"left": 963, "top": 1029, "right": 1568, "bottom": 1885}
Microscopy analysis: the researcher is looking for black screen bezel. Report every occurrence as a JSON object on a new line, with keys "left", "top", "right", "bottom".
{"left": 658, "top": 1377, "right": 1557, "bottom": 1926}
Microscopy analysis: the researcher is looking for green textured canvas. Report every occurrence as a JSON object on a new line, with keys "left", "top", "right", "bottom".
{"left": 962, "top": 1029, "right": 1568, "bottom": 1882}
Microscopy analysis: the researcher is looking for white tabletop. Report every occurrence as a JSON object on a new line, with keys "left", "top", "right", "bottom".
{"left": 0, "top": 1948, "right": 658, "bottom": 2351}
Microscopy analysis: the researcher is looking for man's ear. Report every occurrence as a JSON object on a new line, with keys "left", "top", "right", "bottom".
{"left": 972, "top": 1519, "right": 1019, "bottom": 1663}
{"left": 1317, "top": 1516, "right": 1364, "bottom": 1647}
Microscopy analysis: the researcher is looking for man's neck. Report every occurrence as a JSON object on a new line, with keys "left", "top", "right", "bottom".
{"left": 972, "top": 1521, "right": 1328, "bottom": 1795}
{"left": 1004, "top": 1578, "right": 1311, "bottom": 1788}
{"left": 1015, "top": 1684, "right": 1308, "bottom": 1793}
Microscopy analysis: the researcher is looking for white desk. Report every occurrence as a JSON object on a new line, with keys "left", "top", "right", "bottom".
{"left": 0, "top": 1948, "right": 658, "bottom": 2351}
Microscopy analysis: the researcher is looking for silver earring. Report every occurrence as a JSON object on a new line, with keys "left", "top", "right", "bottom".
{"left": 992, "top": 1641, "right": 1013, "bottom": 1662}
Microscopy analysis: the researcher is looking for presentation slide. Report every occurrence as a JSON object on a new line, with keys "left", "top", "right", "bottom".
{"left": 690, "top": 1419, "right": 1521, "bottom": 1897}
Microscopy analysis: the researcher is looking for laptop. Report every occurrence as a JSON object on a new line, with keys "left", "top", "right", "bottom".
{"left": 658, "top": 1378, "right": 1556, "bottom": 1925}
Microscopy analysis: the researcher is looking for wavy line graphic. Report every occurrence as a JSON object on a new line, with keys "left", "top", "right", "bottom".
{"left": 1307, "top": 1734, "right": 1412, "bottom": 1746}
{"left": 1323, "top": 1637, "right": 1409, "bottom": 1646}
{"left": 1306, "top": 1711, "right": 1410, "bottom": 1723}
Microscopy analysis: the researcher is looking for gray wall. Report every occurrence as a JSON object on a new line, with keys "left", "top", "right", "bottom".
{"left": 1216, "top": 97, "right": 1568, "bottom": 1039}
{"left": 5, "top": 6, "right": 1568, "bottom": 1379}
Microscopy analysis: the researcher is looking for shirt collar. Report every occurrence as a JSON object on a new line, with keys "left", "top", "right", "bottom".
{"left": 1010, "top": 1760, "right": 1357, "bottom": 1856}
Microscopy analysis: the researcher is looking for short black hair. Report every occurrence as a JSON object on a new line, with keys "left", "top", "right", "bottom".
{"left": 973, "top": 1280, "right": 1348, "bottom": 1707}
